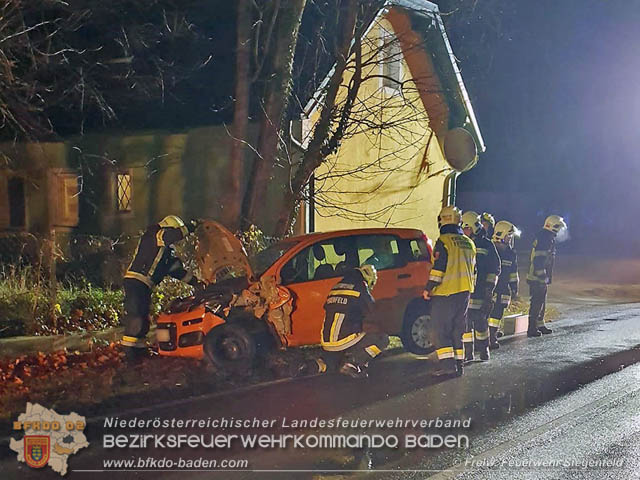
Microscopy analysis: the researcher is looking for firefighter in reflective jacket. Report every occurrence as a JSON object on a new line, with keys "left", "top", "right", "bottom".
{"left": 321, "top": 265, "right": 389, "bottom": 379}
{"left": 122, "top": 215, "right": 201, "bottom": 359}
{"left": 488, "top": 220, "right": 521, "bottom": 349}
{"left": 461, "top": 211, "right": 501, "bottom": 362}
{"left": 424, "top": 206, "right": 476, "bottom": 377}
{"left": 527, "top": 215, "right": 567, "bottom": 337}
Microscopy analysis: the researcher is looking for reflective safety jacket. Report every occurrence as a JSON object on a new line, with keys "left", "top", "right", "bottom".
{"left": 527, "top": 228, "right": 556, "bottom": 284}
{"left": 125, "top": 224, "right": 197, "bottom": 288}
{"left": 321, "top": 269, "right": 374, "bottom": 351}
{"left": 495, "top": 243, "right": 519, "bottom": 305}
{"left": 426, "top": 225, "right": 476, "bottom": 297}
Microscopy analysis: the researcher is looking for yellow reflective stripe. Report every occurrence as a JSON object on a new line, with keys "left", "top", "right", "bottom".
{"left": 329, "top": 289, "right": 361, "bottom": 297}
{"left": 509, "top": 273, "right": 519, "bottom": 281}
{"left": 148, "top": 246, "right": 166, "bottom": 279}
{"left": 502, "top": 260, "right": 513, "bottom": 266}
{"left": 534, "top": 251, "right": 548, "bottom": 257}
{"left": 156, "top": 229, "right": 165, "bottom": 247}
{"left": 476, "top": 248, "right": 488, "bottom": 255}
{"left": 430, "top": 270, "right": 444, "bottom": 278}
{"left": 124, "top": 271, "right": 153, "bottom": 288}
{"left": 462, "top": 332, "right": 474, "bottom": 342}
{"left": 127, "top": 242, "right": 141, "bottom": 273}
{"left": 454, "top": 349, "right": 465, "bottom": 360}
{"left": 365, "top": 345, "right": 382, "bottom": 358}
{"left": 436, "top": 347, "right": 454, "bottom": 359}
{"left": 330, "top": 312, "right": 344, "bottom": 342}
{"left": 488, "top": 317, "right": 502, "bottom": 328}
{"left": 474, "top": 329, "right": 489, "bottom": 340}
{"left": 486, "top": 273, "right": 498, "bottom": 284}
{"left": 321, "top": 332, "right": 366, "bottom": 351}
{"left": 121, "top": 335, "right": 146, "bottom": 347}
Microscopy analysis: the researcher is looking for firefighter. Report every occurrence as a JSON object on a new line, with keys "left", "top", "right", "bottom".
{"left": 321, "top": 264, "right": 389, "bottom": 379}
{"left": 526, "top": 215, "right": 567, "bottom": 337}
{"left": 488, "top": 220, "right": 521, "bottom": 349}
{"left": 423, "top": 206, "right": 476, "bottom": 377}
{"left": 481, "top": 212, "right": 496, "bottom": 239}
{"left": 121, "top": 215, "right": 202, "bottom": 360}
{"left": 461, "top": 211, "right": 501, "bottom": 362}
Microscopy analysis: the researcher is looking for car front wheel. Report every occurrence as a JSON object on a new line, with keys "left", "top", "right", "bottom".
{"left": 203, "top": 324, "right": 256, "bottom": 375}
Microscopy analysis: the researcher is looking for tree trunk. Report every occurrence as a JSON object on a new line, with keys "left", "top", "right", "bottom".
{"left": 226, "top": 0, "right": 252, "bottom": 229}
{"left": 273, "top": 0, "right": 360, "bottom": 237}
{"left": 241, "top": 0, "right": 307, "bottom": 231}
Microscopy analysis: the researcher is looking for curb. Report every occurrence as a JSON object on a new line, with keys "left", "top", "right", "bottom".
{"left": 0, "top": 326, "right": 156, "bottom": 359}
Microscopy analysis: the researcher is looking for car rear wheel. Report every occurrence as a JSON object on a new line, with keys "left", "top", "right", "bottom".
{"left": 203, "top": 324, "right": 256, "bottom": 375}
{"left": 401, "top": 312, "right": 435, "bottom": 355}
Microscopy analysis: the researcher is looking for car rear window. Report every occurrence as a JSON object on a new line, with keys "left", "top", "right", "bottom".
{"left": 407, "top": 238, "right": 430, "bottom": 262}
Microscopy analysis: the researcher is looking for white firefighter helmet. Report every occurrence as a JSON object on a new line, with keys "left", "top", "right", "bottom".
{"left": 158, "top": 215, "right": 189, "bottom": 237}
{"left": 543, "top": 215, "right": 567, "bottom": 234}
{"left": 481, "top": 212, "right": 495, "bottom": 228}
{"left": 438, "top": 205, "right": 462, "bottom": 228}
{"left": 493, "top": 220, "right": 521, "bottom": 246}
{"left": 461, "top": 211, "right": 482, "bottom": 235}
{"left": 357, "top": 264, "right": 378, "bottom": 290}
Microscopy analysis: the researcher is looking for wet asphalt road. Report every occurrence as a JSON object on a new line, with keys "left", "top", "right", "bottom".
{"left": 3, "top": 301, "right": 640, "bottom": 479}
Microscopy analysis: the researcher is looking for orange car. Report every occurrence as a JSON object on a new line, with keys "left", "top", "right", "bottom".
{"left": 156, "top": 224, "right": 434, "bottom": 371}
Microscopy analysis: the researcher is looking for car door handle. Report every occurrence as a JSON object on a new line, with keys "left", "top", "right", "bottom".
{"left": 397, "top": 273, "right": 411, "bottom": 279}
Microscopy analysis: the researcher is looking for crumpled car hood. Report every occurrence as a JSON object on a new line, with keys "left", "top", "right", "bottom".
{"left": 195, "top": 220, "right": 254, "bottom": 284}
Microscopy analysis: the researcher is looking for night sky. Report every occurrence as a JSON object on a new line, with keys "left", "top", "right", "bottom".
{"left": 453, "top": 0, "right": 640, "bottom": 252}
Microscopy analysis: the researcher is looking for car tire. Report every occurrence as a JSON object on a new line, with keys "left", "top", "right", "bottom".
{"left": 203, "top": 324, "right": 256, "bottom": 376}
{"left": 401, "top": 308, "right": 435, "bottom": 355}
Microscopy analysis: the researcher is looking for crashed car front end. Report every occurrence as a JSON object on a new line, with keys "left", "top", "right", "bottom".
{"left": 156, "top": 221, "right": 294, "bottom": 359}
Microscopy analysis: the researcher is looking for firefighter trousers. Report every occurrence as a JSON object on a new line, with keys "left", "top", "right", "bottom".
{"left": 464, "top": 308, "right": 489, "bottom": 359}
{"left": 528, "top": 281, "right": 548, "bottom": 331}
{"left": 489, "top": 292, "right": 510, "bottom": 344}
{"left": 431, "top": 291, "right": 469, "bottom": 370}
{"left": 122, "top": 278, "right": 152, "bottom": 348}
{"left": 321, "top": 332, "right": 389, "bottom": 371}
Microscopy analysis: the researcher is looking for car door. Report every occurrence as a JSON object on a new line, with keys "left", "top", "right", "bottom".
{"left": 277, "top": 237, "right": 358, "bottom": 347}
{"left": 354, "top": 234, "right": 406, "bottom": 334}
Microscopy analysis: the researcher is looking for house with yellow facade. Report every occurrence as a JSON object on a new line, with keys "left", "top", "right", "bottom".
{"left": 0, "top": 0, "right": 483, "bottom": 278}
{"left": 300, "top": 0, "right": 484, "bottom": 241}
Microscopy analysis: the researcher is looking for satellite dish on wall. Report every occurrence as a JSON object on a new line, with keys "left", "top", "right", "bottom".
{"left": 444, "top": 127, "right": 478, "bottom": 172}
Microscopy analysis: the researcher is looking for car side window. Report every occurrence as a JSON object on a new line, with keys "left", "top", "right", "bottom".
{"left": 356, "top": 235, "right": 406, "bottom": 270}
{"left": 280, "top": 237, "right": 358, "bottom": 284}
{"left": 280, "top": 246, "right": 313, "bottom": 284}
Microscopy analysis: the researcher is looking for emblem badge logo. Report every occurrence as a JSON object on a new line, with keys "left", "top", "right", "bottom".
{"left": 24, "top": 435, "right": 50, "bottom": 468}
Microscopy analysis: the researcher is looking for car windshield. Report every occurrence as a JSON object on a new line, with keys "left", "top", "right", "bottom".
{"left": 250, "top": 239, "right": 301, "bottom": 277}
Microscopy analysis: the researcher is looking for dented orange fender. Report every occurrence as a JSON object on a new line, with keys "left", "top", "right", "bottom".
{"left": 156, "top": 305, "right": 226, "bottom": 359}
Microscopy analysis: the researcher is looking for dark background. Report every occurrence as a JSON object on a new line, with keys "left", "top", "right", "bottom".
{"left": 447, "top": 0, "right": 640, "bottom": 254}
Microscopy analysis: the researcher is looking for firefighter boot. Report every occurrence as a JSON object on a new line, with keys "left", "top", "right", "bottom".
{"left": 538, "top": 326, "right": 553, "bottom": 334}
{"left": 432, "top": 358, "right": 457, "bottom": 378}
{"left": 123, "top": 346, "right": 150, "bottom": 364}
{"left": 339, "top": 362, "right": 368, "bottom": 379}
{"left": 456, "top": 360, "right": 464, "bottom": 377}
{"left": 489, "top": 327, "right": 500, "bottom": 350}
{"left": 527, "top": 316, "right": 542, "bottom": 337}
{"left": 478, "top": 346, "right": 490, "bottom": 361}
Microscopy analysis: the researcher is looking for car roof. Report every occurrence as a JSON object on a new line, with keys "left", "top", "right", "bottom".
{"left": 285, "top": 227, "right": 427, "bottom": 243}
